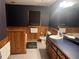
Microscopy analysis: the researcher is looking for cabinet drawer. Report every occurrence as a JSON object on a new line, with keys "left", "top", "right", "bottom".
{"left": 51, "top": 48, "right": 57, "bottom": 59}
{"left": 57, "top": 55, "right": 61, "bottom": 59}
{"left": 58, "top": 50, "right": 66, "bottom": 59}
{"left": 53, "top": 45, "right": 57, "bottom": 51}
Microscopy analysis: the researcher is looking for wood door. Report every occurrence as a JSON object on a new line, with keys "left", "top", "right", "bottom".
{"left": 8, "top": 30, "right": 26, "bottom": 54}
{"left": 8, "top": 32, "right": 16, "bottom": 54}
{"left": 14, "top": 31, "right": 26, "bottom": 54}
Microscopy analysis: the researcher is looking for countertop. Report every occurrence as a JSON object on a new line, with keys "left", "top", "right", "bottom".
{"left": 64, "top": 36, "right": 79, "bottom": 45}
{"left": 48, "top": 37, "right": 79, "bottom": 59}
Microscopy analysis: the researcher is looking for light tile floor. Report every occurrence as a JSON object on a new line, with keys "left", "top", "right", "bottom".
{"left": 10, "top": 41, "right": 49, "bottom": 59}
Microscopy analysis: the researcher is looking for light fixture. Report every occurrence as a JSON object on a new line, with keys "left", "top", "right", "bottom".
{"left": 59, "top": 1, "right": 75, "bottom": 8}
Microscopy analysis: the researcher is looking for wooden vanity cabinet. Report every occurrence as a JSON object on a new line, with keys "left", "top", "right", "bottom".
{"left": 46, "top": 40, "right": 56, "bottom": 59}
{"left": 46, "top": 39, "right": 69, "bottom": 59}
{"left": 8, "top": 27, "right": 26, "bottom": 54}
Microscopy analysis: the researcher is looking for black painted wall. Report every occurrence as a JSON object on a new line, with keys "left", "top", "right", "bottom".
{"left": 0, "top": 0, "right": 7, "bottom": 40}
{"left": 6, "top": 4, "right": 49, "bottom": 26}
{"left": 49, "top": 1, "right": 79, "bottom": 28}
{"left": 29, "top": 11, "right": 40, "bottom": 26}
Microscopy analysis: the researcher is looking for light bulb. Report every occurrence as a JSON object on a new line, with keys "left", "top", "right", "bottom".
{"left": 59, "top": 1, "right": 75, "bottom": 8}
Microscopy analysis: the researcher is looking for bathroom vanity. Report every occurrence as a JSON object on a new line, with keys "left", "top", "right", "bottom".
{"left": 46, "top": 35, "right": 79, "bottom": 59}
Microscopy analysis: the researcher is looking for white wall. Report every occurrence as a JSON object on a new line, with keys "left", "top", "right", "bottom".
{"left": 0, "top": 42, "right": 10, "bottom": 59}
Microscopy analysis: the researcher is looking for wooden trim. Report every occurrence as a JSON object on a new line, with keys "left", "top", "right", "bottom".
{"left": 66, "top": 27, "right": 79, "bottom": 33}
{"left": 8, "top": 26, "right": 48, "bottom": 41}
{"left": 39, "top": 26, "right": 48, "bottom": 35}
{"left": 48, "top": 27, "right": 58, "bottom": 35}
{"left": 0, "top": 36, "right": 9, "bottom": 49}
{"left": 27, "top": 26, "right": 48, "bottom": 41}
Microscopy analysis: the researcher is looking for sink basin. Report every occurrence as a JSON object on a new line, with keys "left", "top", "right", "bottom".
{"left": 65, "top": 35, "right": 75, "bottom": 39}
{"left": 49, "top": 35, "right": 63, "bottom": 40}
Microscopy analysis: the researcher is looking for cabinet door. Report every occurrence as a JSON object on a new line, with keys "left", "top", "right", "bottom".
{"left": 57, "top": 55, "right": 61, "bottom": 59}
{"left": 46, "top": 40, "right": 57, "bottom": 59}
{"left": 8, "top": 32, "right": 16, "bottom": 54}
{"left": 46, "top": 41, "right": 52, "bottom": 59}
{"left": 51, "top": 48, "right": 57, "bottom": 59}
{"left": 15, "top": 31, "right": 26, "bottom": 54}
{"left": 58, "top": 49, "right": 66, "bottom": 59}
{"left": 8, "top": 31, "right": 26, "bottom": 54}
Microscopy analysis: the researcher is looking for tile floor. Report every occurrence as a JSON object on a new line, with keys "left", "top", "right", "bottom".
{"left": 10, "top": 41, "right": 49, "bottom": 59}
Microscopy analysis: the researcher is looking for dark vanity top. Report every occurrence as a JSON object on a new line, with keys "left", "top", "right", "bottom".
{"left": 49, "top": 37, "right": 79, "bottom": 59}
{"left": 64, "top": 36, "right": 79, "bottom": 46}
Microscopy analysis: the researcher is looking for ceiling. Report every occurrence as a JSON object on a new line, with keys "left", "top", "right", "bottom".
{"left": 6, "top": 0, "right": 56, "bottom": 6}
